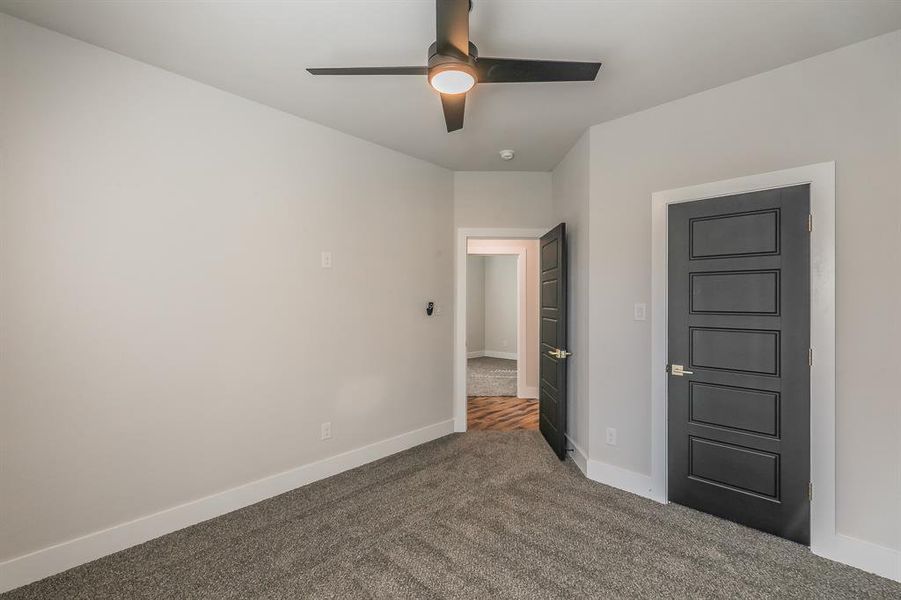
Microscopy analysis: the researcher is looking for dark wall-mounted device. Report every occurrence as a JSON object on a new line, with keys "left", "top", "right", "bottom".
{"left": 426, "top": 301, "right": 435, "bottom": 316}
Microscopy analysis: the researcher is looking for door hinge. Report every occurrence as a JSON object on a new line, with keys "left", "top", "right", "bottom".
{"left": 808, "top": 348, "right": 813, "bottom": 367}
{"left": 807, "top": 213, "right": 813, "bottom": 232}
{"left": 808, "top": 482, "right": 813, "bottom": 502}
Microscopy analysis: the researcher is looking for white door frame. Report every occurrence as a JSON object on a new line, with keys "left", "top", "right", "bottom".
{"left": 650, "top": 162, "right": 881, "bottom": 572}
{"left": 455, "top": 228, "right": 549, "bottom": 432}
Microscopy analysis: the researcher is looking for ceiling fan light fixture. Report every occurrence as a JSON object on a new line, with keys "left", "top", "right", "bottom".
{"left": 429, "top": 65, "right": 476, "bottom": 94}
{"left": 307, "top": 0, "right": 602, "bottom": 132}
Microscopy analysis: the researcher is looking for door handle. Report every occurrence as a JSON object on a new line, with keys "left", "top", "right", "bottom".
{"left": 548, "top": 348, "right": 573, "bottom": 359}
{"left": 669, "top": 364, "right": 693, "bottom": 376}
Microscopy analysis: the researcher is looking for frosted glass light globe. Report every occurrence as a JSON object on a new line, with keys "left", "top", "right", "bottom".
{"left": 429, "top": 69, "right": 475, "bottom": 94}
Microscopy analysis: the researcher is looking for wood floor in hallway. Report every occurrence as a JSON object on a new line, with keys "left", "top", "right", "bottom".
{"left": 467, "top": 396, "right": 539, "bottom": 431}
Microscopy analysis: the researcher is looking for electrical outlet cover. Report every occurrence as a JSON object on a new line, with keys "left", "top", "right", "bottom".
{"left": 606, "top": 427, "right": 617, "bottom": 446}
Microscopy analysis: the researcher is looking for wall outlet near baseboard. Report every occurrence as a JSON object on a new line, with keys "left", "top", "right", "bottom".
{"left": 321, "top": 422, "right": 332, "bottom": 440}
{"left": 633, "top": 303, "right": 647, "bottom": 321}
{"left": 606, "top": 427, "right": 617, "bottom": 446}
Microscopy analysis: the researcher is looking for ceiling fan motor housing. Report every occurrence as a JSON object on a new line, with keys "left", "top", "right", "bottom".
{"left": 427, "top": 41, "right": 479, "bottom": 82}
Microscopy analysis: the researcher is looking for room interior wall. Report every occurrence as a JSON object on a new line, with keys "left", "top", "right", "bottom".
{"left": 550, "top": 132, "right": 591, "bottom": 460}
{"left": 582, "top": 30, "right": 900, "bottom": 552}
{"left": 467, "top": 239, "right": 541, "bottom": 398}
{"left": 465, "top": 255, "right": 485, "bottom": 355}
{"left": 454, "top": 171, "right": 554, "bottom": 229}
{"left": 482, "top": 255, "right": 518, "bottom": 357}
{"left": 0, "top": 13, "right": 454, "bottom": 567}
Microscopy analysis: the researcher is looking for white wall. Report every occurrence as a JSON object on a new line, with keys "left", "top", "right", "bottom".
{"left": 466, "top": 255, "right": 485, "bottom": 354}
{"left": 582, "top": 31, "right": 901, "bottom": 551}
{"left": 0, "top": 13, "right": 454, "bottom": 566}
{"left": 551, "top": 132, "right": 591, "bottom": 457}
{"left": 482, "top": 255, "right": 518, "bottom": 356}
{"left": 454, "top": 171, "right": 554, "bottom": 228}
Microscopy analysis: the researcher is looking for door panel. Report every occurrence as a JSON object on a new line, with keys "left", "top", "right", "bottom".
{"left": 541, "top": 239, "right": 559, "bottom": 269}
{"left": 690, "top": 328, "right": 780, "bottom": 374}
{"left": 668, "top": 185, "right": 810, "bottom": 545}
{"left": 689, "top": 437, "right": 779, "bottom": 498}
{"left": 690, "top": 271, "right": 779, "bottom": 314}
{"left": 541, "top": 317, "right": 558, "bottom": 348}
{"left": 539, "top": 223, "right": 568, "bottom": 459}
{"left": 540, "top": 353, "right": 558, "bottom": 389}
{"left": 690, "top": 210, "right": 779, "bottom": 257}
{"left": 541, "top": 280, "right": 559, "bottom": 306}
{"left": 689, "top": 382, "right": 779, "bottom": 436}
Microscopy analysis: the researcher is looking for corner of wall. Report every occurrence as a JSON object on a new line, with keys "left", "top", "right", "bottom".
{"left": 551, "top": 130, "right": 592, "bottom": 459}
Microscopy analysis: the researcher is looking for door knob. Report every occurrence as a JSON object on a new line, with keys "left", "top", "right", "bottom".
{"left": 669, "top": 364, "right": 693, "bottom": 376}
{"left": 548, "top": 348, "right": 572, "bottom": 359}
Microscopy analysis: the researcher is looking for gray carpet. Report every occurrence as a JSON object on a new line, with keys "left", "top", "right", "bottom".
{"left": 467, "top": 356, "right": 517, "bottom": 397}
{"left": 4, "top": 432, "right": 899, "bottom": 599}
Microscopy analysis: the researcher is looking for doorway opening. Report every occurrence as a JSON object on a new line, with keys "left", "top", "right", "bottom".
{"left": 466, "top": 254, "right": 519, "bottom": 396}
{"left": 465, "top": 240, "right": 538, "bottom": 431}
{"left": 454, "top": 229, "right": 548, "bottom": 433}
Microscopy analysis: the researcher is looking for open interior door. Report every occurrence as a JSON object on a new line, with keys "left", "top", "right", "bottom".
{"left": 539, "top": 223, "right": 569, "bottom": 459}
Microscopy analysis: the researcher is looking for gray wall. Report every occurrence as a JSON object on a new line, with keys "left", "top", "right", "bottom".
{"left": 467, "top": 255, "right": 520, "bottom": 357}
{"left": 466, "top": 255, "right": 485, "bottom": 354}
{"left": 454, "top": 171, "right": 554, "bottom": 228}
{"left": 551, "top": 133, "right": 591, "bottom": 456}
{"left": 0, "top": 15, "right": 454, "bottom": 562}
{"left": 482, "top": 255, "right": 518, "bottom": 355}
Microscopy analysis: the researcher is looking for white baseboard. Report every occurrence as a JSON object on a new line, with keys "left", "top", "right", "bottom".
{"left": 467, "top": 350, "right": 519, "bottom": 360}
{"left": 0, "top": 419, "right": 455, "bottom": 594}
{"left": 575, "top": 458, "right": 899, "bottom": 582}
{"left": 562, "top": 438, "right": 660, "bottom": 503}
{"left": 565, "top": 435, "right": 588, "bottom": 476}
{"left": 813, "top": 533, "right": 901, "bottom": 582}
{"left": 519, "top": 385, "right": 539, "bottom": 399}
{"left": 586, "top": 459, "right": 665, "bottom": 504}
{"left": 468, "top": 350, "right": 518, "bottom": 361}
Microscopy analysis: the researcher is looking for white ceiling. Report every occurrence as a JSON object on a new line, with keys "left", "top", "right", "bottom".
{"left": 3, "top": 1, "right": 901, "bottom": 171}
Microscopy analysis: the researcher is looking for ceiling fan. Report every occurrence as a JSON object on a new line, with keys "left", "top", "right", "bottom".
{"left": 307, "top": 0, "right": 602, "bottom": 133}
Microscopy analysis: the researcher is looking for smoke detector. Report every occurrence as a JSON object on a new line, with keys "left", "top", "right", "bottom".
{"left": 499, "top": 149, "right": 515, "bottom": 161}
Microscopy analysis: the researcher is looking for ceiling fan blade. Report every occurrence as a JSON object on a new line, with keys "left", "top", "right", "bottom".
{"left": 436, "top": 0, "right": 470, "bottom": 57}
{"left": 307, "top": 66, "right": 428, "bottom": 76}
{"left": 440, "top": 93, "right": 465, "bottom": 132}
{"left": 474, "top": 57, "right": 601, "bottom": 83}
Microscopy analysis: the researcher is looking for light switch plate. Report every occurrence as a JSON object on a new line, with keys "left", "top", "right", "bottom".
{"left": 633, "top": 303, "right": 647, "bottom": 321}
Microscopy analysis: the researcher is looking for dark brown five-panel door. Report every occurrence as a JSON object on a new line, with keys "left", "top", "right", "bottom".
{"left": 667, "top": 186, "right": 811, "bottom": 544}
{"left": 539, "top": 223, "right": 568, "bottom": 459}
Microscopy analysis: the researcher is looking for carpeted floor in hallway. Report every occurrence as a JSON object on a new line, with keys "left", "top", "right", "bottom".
{"left": 4, "top": 432, "right": 898, "bottom": 599}
{"left": 467, "top": 356, "right": 517, "bottom": 397}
